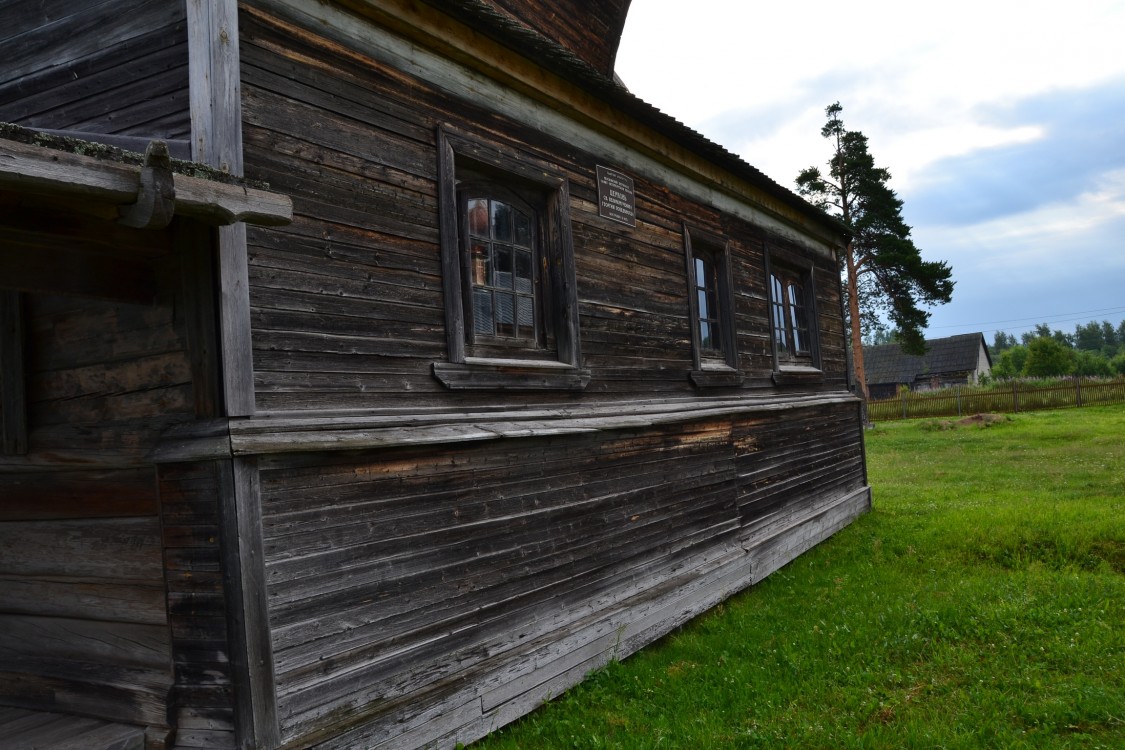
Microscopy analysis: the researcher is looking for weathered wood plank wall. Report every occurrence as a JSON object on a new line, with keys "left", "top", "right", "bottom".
{"left": 238, "top": 5, "right": 847, "bottom": 412}
{"left": 0, "top": 0, "right": 190, "bottom": 140}
{"left": 254, "top": 405, "right": 865, "bottom": 746}
{"left": 0, "top": 288, "right": 184, "bottom": 732}
{"left": 0, "top": 211, "right": 220, "bottom": 744}
{"left": 231, "top": 4, "right": 866, "bottom": 748}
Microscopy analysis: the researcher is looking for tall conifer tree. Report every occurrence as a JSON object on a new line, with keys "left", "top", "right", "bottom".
{"left": 796, "top": 103, "right": 953, "bottom": 398}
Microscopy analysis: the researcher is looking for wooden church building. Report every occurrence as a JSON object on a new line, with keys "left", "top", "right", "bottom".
{"left": 0, "top": 1, "right": 871, "bottom": 748}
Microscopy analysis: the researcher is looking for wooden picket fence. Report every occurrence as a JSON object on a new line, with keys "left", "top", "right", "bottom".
{"left": 867, "top": 378, "right": 1125, "bottom": 422}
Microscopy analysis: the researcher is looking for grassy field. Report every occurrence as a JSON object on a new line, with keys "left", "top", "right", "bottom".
{"left": 471, "top": 406, "right": 1125, "bottom": 749}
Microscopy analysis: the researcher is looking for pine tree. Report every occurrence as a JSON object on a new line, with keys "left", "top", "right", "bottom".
{"left": 796, "top": 103, "right": 953, "bottom": 398}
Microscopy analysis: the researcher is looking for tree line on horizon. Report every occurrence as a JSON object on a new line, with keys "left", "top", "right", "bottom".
{"left": 988, "top": 319, "right": 1125, "bottom": 379}
{"left": 866, "top": 318, "right": 1125, "bottom": 379}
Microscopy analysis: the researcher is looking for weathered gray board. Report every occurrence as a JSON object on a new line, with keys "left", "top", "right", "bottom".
{"left": 0, "top": 0, "right": 190, "bottom": 139}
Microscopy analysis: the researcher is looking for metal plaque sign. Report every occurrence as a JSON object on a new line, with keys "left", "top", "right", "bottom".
{"left": 596, "top": 165, "right": 636, "bottom": 227}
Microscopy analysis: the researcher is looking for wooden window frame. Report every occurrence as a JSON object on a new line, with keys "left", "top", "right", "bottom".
{"left": 460, "top": 183, "right": 543, "bottom": 351}
{"left": 433, "top": 126, "right": 588, "bottom": 390}
{"left": 683, "top": 225, "right": 742, "bottom": 387}
{"left": 764, "top": 249, "right": 823, "bottom": 385}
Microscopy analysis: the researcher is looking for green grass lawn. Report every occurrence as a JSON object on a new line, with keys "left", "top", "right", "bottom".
{"left": 472, "top": 406, "right": 1125, "bottom": 749}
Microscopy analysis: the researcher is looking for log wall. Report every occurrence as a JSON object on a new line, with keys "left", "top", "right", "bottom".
{"left": 0, "top": 0, "right": 190, "bottom": 140}
{"left": 0, "top": 290, "right": 184, "bottom": 733}
{"left": 0, "top": 211, "right": 228, "bottom": 747}
{"left": 238, "top": 4, "right": 848, "bottom": 413}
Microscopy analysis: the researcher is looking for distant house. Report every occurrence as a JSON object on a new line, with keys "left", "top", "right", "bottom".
{"left": 864, "top": 333, "right": 992, "bottom": 399}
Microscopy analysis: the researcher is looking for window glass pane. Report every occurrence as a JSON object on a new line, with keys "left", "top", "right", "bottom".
{"left": 697, "top": 288, "right": 710, "bottom": 321}
{"left": 789, "top": 282, "right": 809, "bottom": 354}
{"left": 515, "top": 249, "right": 533, "bottom": 293}
{"left": 773, "top": 305, "right": 787, "bottom": 350}
{"left": 495, "top": 292, "right": 515, "bottom": 336}
{"left": 471, "top": 242, "right": 490, "bottom": 286}
{"left": 459, "top": 188, "right": 544, "bottom": 347}
{"left": 699, "top": 321, "right": 713, "bottom": 351}
{"left": 491, "top": 201, "right": 513, "bottom": 242}
{"left": 690, "top": 248, "right": 727, "bottom": 356}
{"left": 496, "top": 245, "right": 513, "bottom": 289}
{"left": 771, "top": 274, "right": 788, "bottom": 352}
{"left": 467, "top": 199, "right": 489, "bottom": 237}
{"left": 706, "top": 291, "right": 719, "bottom": 322}
{"left": 514, "top": 211, "right": 532, "bottom": 247}
{"left": 516, "top": 295, "right": 534, "bottom": 339}
{"left": 473, "top": 289, "right": 494, "bottom": 335}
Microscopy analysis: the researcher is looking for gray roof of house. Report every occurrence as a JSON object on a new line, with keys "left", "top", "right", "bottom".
{"left": 863, "top": 333, "right": 992, "bottom": 385}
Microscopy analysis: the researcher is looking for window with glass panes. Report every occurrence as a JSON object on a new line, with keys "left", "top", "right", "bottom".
{"left": 693, "top": 253, "right": 721, "bottom": 354}
{"left": 465, "top": 196, "right": 537, "bottom": 342}
{"left": 435, "top": 126, "right": 585, "bottom": 389}
{"left": 770, "top": 269, "right": 811, "bottom": 361}
{"left": 682, "top": 226, "right": 739, "bottom": 385}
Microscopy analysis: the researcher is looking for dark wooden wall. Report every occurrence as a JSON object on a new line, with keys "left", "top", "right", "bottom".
{"left": 257, "top": 404, "right": 865, "bottom": 746}
{"left": 156, "top": 460, "right": 240, "bottom": 750}
{"left": 0, "top": 288, "right": 183, "bottom": 732}
{"left": 238, "top": 5, "right": 847, "bottom": 413}
{"left": 0, "top": 0, "right": 190, "bottom": 140}
{"left": 0, "top": 208, "right": 233, "bottom": 746}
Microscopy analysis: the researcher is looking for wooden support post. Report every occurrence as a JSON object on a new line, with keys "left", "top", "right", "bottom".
{"left": 188, "top": 5, "right": 274, "bottom": 747}
{"left": 218, "top": 457, "right": 280, "bottom": 749}
{"left": 0, "top": 291, "right": 27, "bottom": 455}
{"left": 188, "top": 0, "right": 255, "bottom": 416}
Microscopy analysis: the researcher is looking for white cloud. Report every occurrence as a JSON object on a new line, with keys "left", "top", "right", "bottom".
{"left": 617, "top": 0, "right": 1125, "bottom": 187}
{"left": 917, "top": 168, "right": 1125, "bottom": 283}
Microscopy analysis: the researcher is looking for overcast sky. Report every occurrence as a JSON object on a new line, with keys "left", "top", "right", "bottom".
{"left": 615, "top": 0, "right": 1125, "bottom": 343}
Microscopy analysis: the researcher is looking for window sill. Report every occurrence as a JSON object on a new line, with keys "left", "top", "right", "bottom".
{"left": 772, "top": 364, "right": 824, "bottom": 386}
{"left": 689, "top": 363, "right": 745, "bottom": 388}
{"left": 433, "top": 358, "right": 591, "bottom": 391}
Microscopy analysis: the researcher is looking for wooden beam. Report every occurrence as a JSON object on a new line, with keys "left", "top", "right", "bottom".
{"left": 153, "top": 393, "right": 861, "bottom": 461}
{"left": 0, "top": 137, "right": 292, "bottom": 227}
{"left": 117, "top": 141, "right": 177, "bottom": 230}
{"left": 188, "top": 0, "right": 256, "bottom": 417}
{"left": 35, "top": 129, "right": 193, "bottom": 160}
{"left": 0, "top": 292, "right": 28, "bottom": 456}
